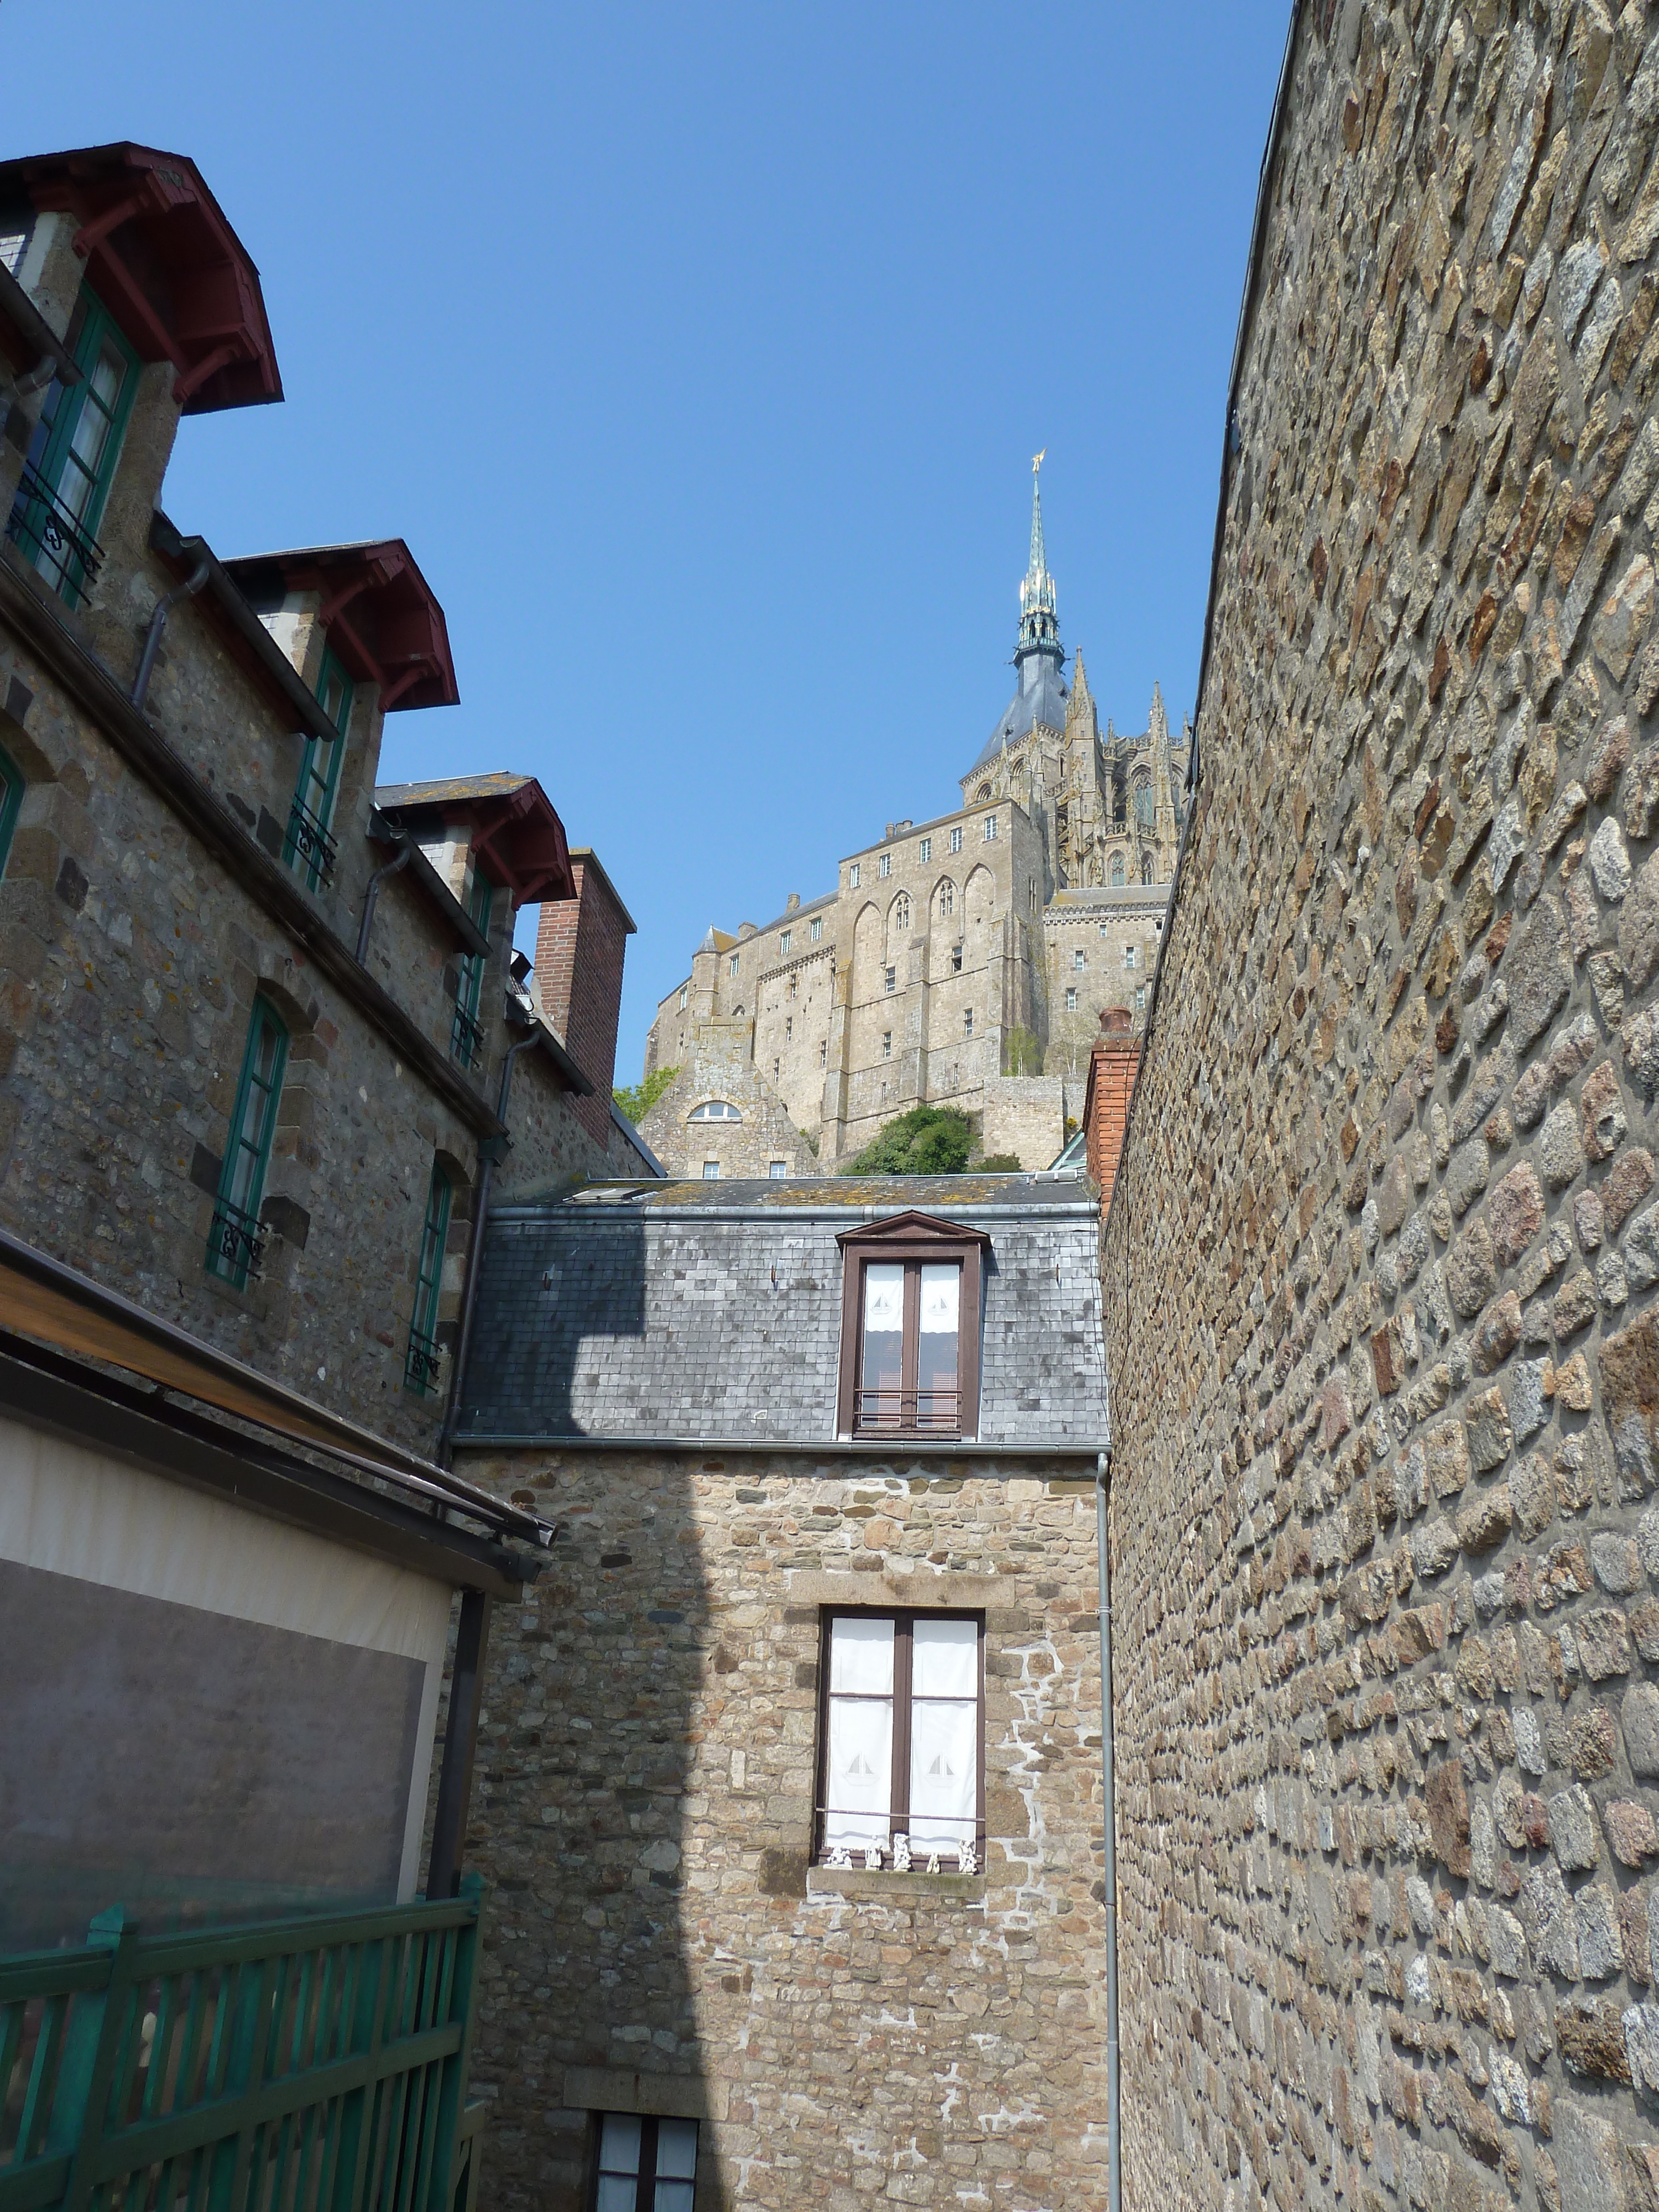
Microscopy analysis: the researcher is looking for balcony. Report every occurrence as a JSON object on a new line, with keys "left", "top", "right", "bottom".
{"left": 205, "top": 1197, "right": 265, "bottom": 1285}
{"left": 405, "top": 1330, "right": 442, "bottom": 1394}
{"left": 284, "top": 796, "right": 340, "bottom": 889}
{"left": 448, "top": 1003, "right": 484, "bottom": 1072}
{"left": 852, "top": 1387, "right": 962, "bottom": 1437}
{"left": 6, "top": 462, "right": 106, "bottom": 604}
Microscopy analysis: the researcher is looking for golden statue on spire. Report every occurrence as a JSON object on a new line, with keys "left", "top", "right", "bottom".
{"left": 1032, "top": 448, "right": 1046, "bottom": 473}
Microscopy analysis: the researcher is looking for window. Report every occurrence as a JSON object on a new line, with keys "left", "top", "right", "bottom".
{"left": 893, "top": 891, "right": 911, "bottom": 930}
{"left": 1029, "top": 877, "right": 1037, "bottom": 913}
{"left": 405, "top": 1165, "right": 451, "bottom": 1394}
{"left": 785, "top": 1015, "right": 792, "bottom": 1039}
{"left": 1065, "top": 988, "right": 1078, "bottom": 1012}
{"left": 1098, "top": 921, "right": 1109, "bottom": 937}
{"left": 774, "top": 1057, "right": 780, "bottom": 1081}
{"left": 937, "top": 880, "right": 953, "bottom": 919}
{"left": 820, "top": 1040, "right": 827, "bottom": 1067}
{"left": 702, "top": 1160, "right": 719, "bottom": 1179}
{"left": 849, "top": 863, "right": 860, "bottom": 888}
{"left": 919, "top": 837, "right": 932, "bottom": 863}
{"left": 1110, "top": 854, "right": 1125, "bottom": 887}
{"left": 811, "top": 916, "right": 823, "bottom": 942}
{"left": 789, "top": 975, "right": 798, "bottom": 999}
{"left": 1056, "top": 800, "right": 1070, "bottom": 841}
{"left": 949, "top": 827, "right": 963, "bottom": 855}
{"left": 450, "top": 868, "right": 494, "bottom": 1068}
{"left": 592, "top": 2112, "right": 698, "bottom": 2212}
{"left": 688, "top": 1099, "right": 742, "bottom": 1121}
{"left": 781, "top": 928, "right": 792, "bottom": 954}
{"left": 206, "top": 997, "right": 289, "bottom": 1288}
{"left": 729, "top": 953, "right": 740, "bottom": 978}
{"left": 1142, "top": 857, "right": 1153, "bottom": 885}
{"left": 1124, "top": 945, "right": 1138, "bottom": 969}
{"left": 677, "top": 985, "right": 688, "bottom": 1010}
{"left": 835, "top": 1212, "right": 986, "bottom": 1440}
{"left": 1135, "top": 985, "right": 1146, "bottom": 1012}
{"left": 879, "top": 852, "right": 891, "bottom": 878}
{"left": 983, "top": 814, "right": 998, "bottom": 841}
{"left": 9, "top": 284, "right": 138, "bottom": 604}
{"left": 963, "top": 1008, "right": 973, "bottom": 1037}
{"left": 882, "top": 1031, "right": 892, "bottom": 1058}
{"left": 817, "top": 1611, "right": 984, "bottom": 1868}
{"left": 1073, "top": 949, "right": 1086, "bottom": 972}
{"left": 769, "top": 1159, "right": 787, "bottom": 1178}
{"left": 285, "top": 645, "right": 353, "bottom": 889}
{"left": 0, "top": 743, "right": 23, "bottom": 880}
{"left": 884, "top": 964, "right": 896, "bottom": 994}
{"left": 951, "top": 945, "right": 962, "bottom": 974}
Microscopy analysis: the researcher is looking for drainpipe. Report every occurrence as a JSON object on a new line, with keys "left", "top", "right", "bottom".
{"left": 1096, "top": 1449, "right": 1121, "bottom": 2212}
{"left": 356, "top": 833, "right": 414, "bottom": 963}
{"left": 15, "top": 353, "right": 60, "bottom": 398}
{"left": 131, "top": 559, "right": 210, "bottom": 709}
{"left": 438, "top": 1029, "right": 537, "bottom": 1467}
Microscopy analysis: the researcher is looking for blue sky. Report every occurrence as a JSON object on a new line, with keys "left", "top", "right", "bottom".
{"left": 6, "top": 0, "right": 1289, "bottom": 1078}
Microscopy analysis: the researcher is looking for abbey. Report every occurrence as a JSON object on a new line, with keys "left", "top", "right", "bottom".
{"left": 642, "top": 463, "right": 1192, "bottom": 1170}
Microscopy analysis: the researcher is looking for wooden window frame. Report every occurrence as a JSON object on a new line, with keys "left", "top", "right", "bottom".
{"left": 405, "top": 1164, "right": 453, "bottom": 1395}
{"left": 587, "top": 2112, "right": 699, "bottom": 2212}
{"left": 834, "top": 1211, "right": 987, "bottom": 1441}
{"left": 285, "top": 643, "right": 353, "bottom": 890}
{"left": 0, "top": 742, "right": 24, "bottom": 880}
{"left": 449, "top": 866, "right": 495, "bottom": 1068}
{"left": 205, "top": 995, "right": 289, "bottom": 1289}
{"left": 813, "top": 1607, "right": 986, "bottom": 1867}
{"left": 13, "top": 283, "right": 139, "bottom": 607}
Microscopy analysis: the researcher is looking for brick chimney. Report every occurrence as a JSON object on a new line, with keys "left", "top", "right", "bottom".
{"left": 1082, "top": 1006, "right": 1140, "bottom": 1221}
{"left": 534, "top": 849, "right": 636, "bottom": 1147}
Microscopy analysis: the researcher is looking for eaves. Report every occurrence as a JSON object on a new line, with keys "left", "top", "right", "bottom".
{"left": 0, "top": 542, "right": 506, "bottom": 1141}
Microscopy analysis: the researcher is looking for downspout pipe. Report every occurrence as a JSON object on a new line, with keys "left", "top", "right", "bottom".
{"left": 1096, "top": 1449, "right": 1121, "bottom": 2212}
{"left": 438, "top": 1029, "right": 537, "bottom": 1467}
{"left": 356, "top": 834, "right": 414, "bottom": 964}
{"left": 131, "top": 559, "right": 210, "bottom": 709}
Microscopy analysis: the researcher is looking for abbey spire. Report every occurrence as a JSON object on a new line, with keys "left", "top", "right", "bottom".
{"left": 1016, "top": 450, "right": 1060, "bottom": 666}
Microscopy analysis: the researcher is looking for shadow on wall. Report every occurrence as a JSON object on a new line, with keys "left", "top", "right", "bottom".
{"left": 456, "top": 1211, "right": 646, "bottom": 1442}
{"left": 463, "top": 1451, "right": 717, "bottom": 2212}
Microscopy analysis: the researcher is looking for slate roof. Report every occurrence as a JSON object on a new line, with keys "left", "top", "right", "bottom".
{"left": 968, "top": 656, "right": 1070, "bottom": 776}
{"left": 455, "top": 1175, "right": 1109, "bottom": 1451}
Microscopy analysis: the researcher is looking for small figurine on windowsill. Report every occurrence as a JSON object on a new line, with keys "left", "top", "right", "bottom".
{"left": 925, "top": 1851, "right": 942, "bottom": 1875}
{"left": 957, "top": 1837, "right": 979, "bottom": 1875}
{"left": 826, "top": 1844, "right": 852, "bottom": 1869}
{"left": 891, "top": 1833, "right": 912, "bottom": 1871}
{"left": 862, "top": 1843, "right": 883, "bottom": 1870}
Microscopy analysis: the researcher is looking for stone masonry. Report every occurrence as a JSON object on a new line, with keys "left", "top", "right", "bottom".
{"left": 1102, "top": 3, "right": 1659, "bottom": 2208}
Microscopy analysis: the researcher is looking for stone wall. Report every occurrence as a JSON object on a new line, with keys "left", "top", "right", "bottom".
{"left": 979, "top": 1073, "right": 1086, "bottom": 1169}
{"left": 453, "top": 1447, "right": 1112, "bottom": 2212}
{"left": 1102, "top": 2, "right": 1659, "bottom": 2207}
{"left": 638, "top": 1019, "right": 816, "bottom": 1180}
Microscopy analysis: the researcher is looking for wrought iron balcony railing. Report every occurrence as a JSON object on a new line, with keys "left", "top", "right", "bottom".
{"left": 284, "top": 795, "right": 339, "bottom": 888}
{"left": 852, "top": 1387, "right": 962, "bottom": 1437}
{"left": 6, "top": 461, "right": 107, "bottom": 604}
{"left": 206, "top": 1196, "right": 265, "bottom": 1284}
{"left": 405, "top": 1329, "right": 443, "bottom": 1394}
{"left": 449, "top": 1000, "right": 485, "bottom": 1071}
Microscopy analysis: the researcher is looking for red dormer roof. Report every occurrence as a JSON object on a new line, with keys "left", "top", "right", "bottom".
{"left": 222, "top": 541, "right": 460, "bottom": 712}
{"left": 374, "top": 775, "right": 576, "bottom": 907}
{"left": 0, "top": 142, "right": 281, "bottom": 414}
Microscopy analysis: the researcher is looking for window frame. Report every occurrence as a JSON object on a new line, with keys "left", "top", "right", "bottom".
{"left": 206, "top": 995, "right": 289, "bottom": 1289}
{"left": 0, "top": 742, "right": 24, "bottom": 879}
{"left": 285, "top": 643, "right": 353, "bottom": 888}
{"left": 405, "top": 1164, "right": 453, "bottom": 1394}
{"left": 587, "top": 2111, "right": 700, "bottom": 2212}
{"left": 11, "top": 283, "right": 139, "bottom": 606}
{"left": 811, "top": 916, "right": 823, "bottom": 942}
{"left": 834, "top": 1212, "right": 987, "bottom": 1441}
{"left": 813, "top": 1606, "right": 987, "bottom": 1869}
{"left": 450, "top": 865, "right": 495, "bottom": 1068}
{"left": 948, "top": 827, "right": 963, "bottom": 855}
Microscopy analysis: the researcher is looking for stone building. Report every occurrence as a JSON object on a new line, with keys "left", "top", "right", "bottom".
{"left": 0, "top": 139, "right": 650, "bottom": 1463}
{"left": 1101, "top": 4, "right": 1659, "bottom": 2209}
{"left": 450, "top": 1168, "right": 1112, "bottom": 2210}
{"left": 643, "top": 466, "right": 1190, "bottom": 1167}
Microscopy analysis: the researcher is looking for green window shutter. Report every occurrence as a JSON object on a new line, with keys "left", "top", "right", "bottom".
{"left": 449, "top": 869, "right": 494, "bottom": 1067}
{"left": 285, "top": 643, "right": 353, "bottom": 889}
{"left": 405, "top": 1165, "right": 453, "bottom": 1393}
{"left": 206, "top": 996, "right": 289, "bottom": 1287}
{"left": 7, "top": 283, "right": 139, "bottom": 606}
{"left": 0, "top": 743, "right": 24, "bottom": 879}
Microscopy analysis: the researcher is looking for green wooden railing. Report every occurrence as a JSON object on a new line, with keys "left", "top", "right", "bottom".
{"left": 0, "top": 1880, "right": 487, "bottom": 2212}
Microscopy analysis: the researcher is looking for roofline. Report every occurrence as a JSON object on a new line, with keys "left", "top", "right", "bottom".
{"left": 565, "top": 848, "right": 637, "bottom": 933}
{"left": 608, "top": 1098, "right": 666, "bottom": 1175}
{"left": 454, "top": 1435, "right": 1110, "bottom": 1461}
{"left": 488, "top": 1192, "right": 1100, "bottom": 1226}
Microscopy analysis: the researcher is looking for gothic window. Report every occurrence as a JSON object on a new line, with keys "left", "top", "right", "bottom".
{"left": 937, "top": 880, "right": 954, "bottom": 919}
{"left": 976, "top": 784, "right": 992, "bottom": 802}
{"left": 1142, "top": 857, "right": 1153, "bottom": 885}
{"left": 1110, "top": 854, "right": 1125, "bottom": 887}
{"left": 688, "top": 1100, "right": 743, "bottom": 1121}
{"left": 816, "top": 1610, "right": 984, "bottom": 1869}
{"left": 893, "top": 891, "right": 911, "bottom": 930}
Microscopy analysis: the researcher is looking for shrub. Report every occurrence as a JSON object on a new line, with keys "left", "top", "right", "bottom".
{"left": 975, "top": 1152, "right": 1023, "bottom": 1172}
{"left": 1003, "top": 1025, "right": 1044, "bottom": 1076}
{"left": 839, "top": 1105, "right": 973, "bottom": 1176}
{"left": 613, "top": 1065, "right": 679, "bottom": 1125}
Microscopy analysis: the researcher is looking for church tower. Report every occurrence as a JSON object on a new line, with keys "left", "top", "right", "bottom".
{"left": 959, "top": 455, "right": 1071, "bottom": 812}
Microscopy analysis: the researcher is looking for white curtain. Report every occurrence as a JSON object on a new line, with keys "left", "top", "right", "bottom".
{"left": 918, "top": 1265, "right": 959, "bottom": 1334}
{"left": 909, "top": 1617, "right": 977, "bottom": 1848}
{"left": 826, "top": 1615, "right": 895, "bottom": 1848}
{"left": 863, "top": 1263, "right": 903, "bottom": 1331}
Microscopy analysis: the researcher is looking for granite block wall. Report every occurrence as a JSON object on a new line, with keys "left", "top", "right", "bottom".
{"left": 1102, "top": 2, "right": 1659, "bottom": 2207}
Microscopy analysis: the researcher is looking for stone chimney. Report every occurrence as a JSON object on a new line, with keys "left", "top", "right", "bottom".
{"left": 534, "top": 849, "right": 636, "bottom": 1148}
{"left": 1082, "top": 1006, "right": 1139, "bottom": 1220}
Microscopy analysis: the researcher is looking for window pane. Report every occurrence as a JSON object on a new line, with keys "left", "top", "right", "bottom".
{"left": 908, "top": 1698, "right": 977, "bottom": 1845}
{"left": 912, "top": 1616, "right": 977, "bottom": 1698}
{"left": 599, "top": 2115, "right": 642, "bottom": 2176}
{"left": 918, "top": 1265, "right": 957, "bottom": 1334}
{"left": 828, "top": 1614, "right": 893, "bottom": 1694}
{"left": 596, "top": 2180, "right": 637, "bottom": 2212}
{"left": 825, "top": 1693, "right": 893, "bottom": 1850}
{"left": 654, "top": 2120, "right": 698, "bottom": 2179}
{"left": 916, "top": 1264, "right": 959, "bottom": 1423}
{"left": 860, "top": 1262, "right": 904, "bottom": 1422}
{"left": 654, "top": 2187, "right": 694, "bottom": 2212}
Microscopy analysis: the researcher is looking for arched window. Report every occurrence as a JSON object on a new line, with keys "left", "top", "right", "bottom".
{"left": 1141, "top": 857, "right": 1153, "bottom": 885}
{"left": 937, "top": 880, "right": 954, "bottom": 918}
{"left": 688, "top": 1100, "right": 743, "bottom": 1122}
{"left": 893, "top": 891, "right": 911, "bottom": 930}
{"left": 1110, "top": 854, "right": 1124, "bottom": 888}
{"left": 976, "top": 783, "right": 992, "bottom": 801}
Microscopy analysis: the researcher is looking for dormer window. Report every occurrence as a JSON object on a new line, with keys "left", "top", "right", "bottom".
{"left": 836, "top": 1213, "right": 987, "bottom": 1440}
{"left": 9, "top": 284, "right": 137, "bottom": 606}
{"left": 285, "top": 644, "right": 352, "bottom": 889}
{"left": 688, "top": 1100, "right": 742, "bottom": 1122}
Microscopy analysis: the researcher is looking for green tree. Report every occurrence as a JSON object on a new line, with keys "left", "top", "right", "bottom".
{"left": 839, "top": 1105, "right": 973, "bottom": 1176}
{"left": 1003, "top": 1025, "right": 1044, "bottom": 1075}
{"left": 613, "top": 1065, "right": 679, "bottom": 1125}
